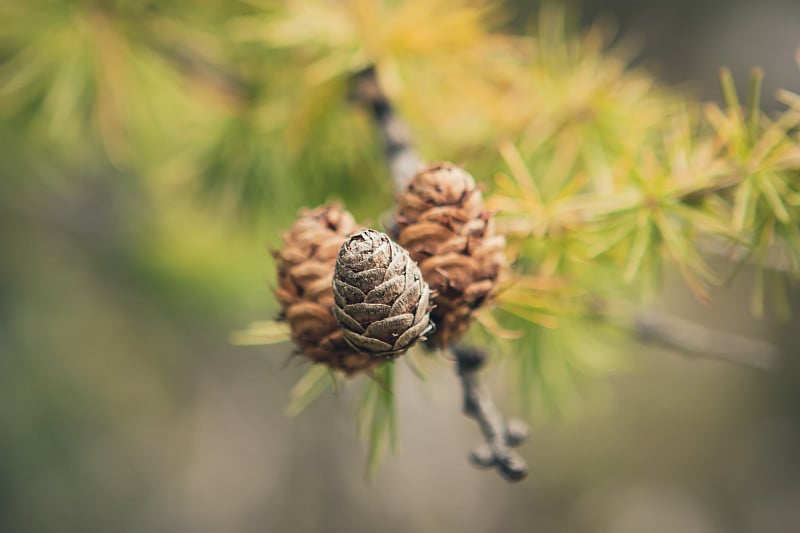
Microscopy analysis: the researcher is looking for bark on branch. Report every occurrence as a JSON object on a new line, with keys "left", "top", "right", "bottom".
{"left": 453, "top": 345, "right": 528, "bottom": 482}
{"left": 633, "top": 309, "right": 779, "bottom": 369}
{"left": 592, "top": 299, "right": 781, "bottom": 369}
{"left": 350, "top": 67, "right": 422, "bottom": 193}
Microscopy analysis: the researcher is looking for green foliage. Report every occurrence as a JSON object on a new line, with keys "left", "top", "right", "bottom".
{"left": 285, "top": 364, "right": 338, "bottom": 417}
{"left": 357, "top": 364, "right": 397, "bottom": 479}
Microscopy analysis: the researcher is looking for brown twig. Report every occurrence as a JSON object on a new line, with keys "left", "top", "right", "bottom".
{"left": 633, "top": 309, "right": 780, "bottom": 369}
{"left": 453, "top": 345, "right": 528, "bottom": 482}
{"left": 351, "top": 65, "right": 527, "bottom": 482}
{"left": 590, "top": 299, "right": 781, "bottom": 370}
{"left": 350, "top": 66, "right": 423, "bottom": 193}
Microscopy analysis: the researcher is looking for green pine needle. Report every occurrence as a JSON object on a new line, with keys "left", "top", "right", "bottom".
{"left": 358, "top": 363, "right": 397, "bottom": 479}
{"left": 286, "top": 365, "right": 335, "bottom": 417}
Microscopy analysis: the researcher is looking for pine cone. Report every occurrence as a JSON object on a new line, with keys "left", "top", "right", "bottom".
{"left": 395, "top": 162, "right": 506, "bottom": 347}
{"left": 273, "top": 204, "right": 377, "bottom": 374}
{"left": 332, "top": 230, "right": 434, "bottom": 357}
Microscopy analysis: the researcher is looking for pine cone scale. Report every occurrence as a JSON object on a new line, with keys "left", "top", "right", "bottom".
{"left": 415, "top": 206, "right": 471, "bottom": 225}
{"left": 290, "top": 261, "right": 333, "bottom": 281}
{"left": 395, "top": 313, "right": 434, "bottom": 348}
{"left": 423, "top": 253, "right": 478, "bottom": 273}
{"left": 315, "top": 241, "right": 345, "bottom": 258}
{"left": 399, "top": 222, "right": 457, "bottom": 248}
{"left": 343, "top": 302, "right": 391, "bottom": 324}
{"left": 388, "top": 275, "right": 421, "bottom": 315}
{"left": 365, "top": 276, "right": 405, "bottom": 304}
{"left": 413, "top": 286, "right": 431, "bottom": 323}
{"left": 332, "top": 278, "right": 365, "bottom": 306}
{"left": 385, "top": 252, "right": 406, "bottom": 280}
{"left": 364, "top": 313, "right": 414, "bottom": 339}
{"left": 342, "top": 268, "right": 386, "bottom": 291}
{"left": 332, "top": 304, "right": 366, "bottom": 333}
{"left": 285, "top": 300, "right": 334, "bottom": 324}
{"left": 342, "top": 329, "right": 393, "bottom": 353}
{"left": 463, "top": 280, "right": 494, "bottom": 302}
{"left": 304, "top": 279, "right": 333, "bottom": 302}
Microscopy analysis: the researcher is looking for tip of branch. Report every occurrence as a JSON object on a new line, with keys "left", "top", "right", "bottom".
{"left": 469, "top": 445, "right": 496, "bottom": 468}
{"left": 469, "top": 446, "right": 528, "bottom": 482}
{"left": 505, "top": 419, "right": 529, "bottom": 447}
{"left": 498, "top": 454, "right": 528, "bottom": 482}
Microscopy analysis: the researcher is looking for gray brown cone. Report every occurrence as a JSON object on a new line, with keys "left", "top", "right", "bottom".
{"left": 333, "top": 230, "right": 434, "bottom": 357}
{"left": 395, "top": 162, "right": 506, "bottom": 347}
{"left": 273, "top": 204, "right": 378, "bottom": 375}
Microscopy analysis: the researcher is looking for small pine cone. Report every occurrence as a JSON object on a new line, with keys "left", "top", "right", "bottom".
{"left": 273, "top": 204, "right": 377, "bottom": 375}
{"left": 332, "top": 230, "right": 434, "bottom": 358}
{"left": 395, "top": 162, "right": 506, "bottom": 347}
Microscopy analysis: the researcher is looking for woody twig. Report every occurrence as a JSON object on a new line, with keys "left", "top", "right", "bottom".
{"left": 351, "top": 65, "right": 528, "bottom": 482}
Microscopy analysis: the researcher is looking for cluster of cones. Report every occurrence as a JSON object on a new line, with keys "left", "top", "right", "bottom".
{"left": 273, "top": 162, "right": 506, "bottom": 375}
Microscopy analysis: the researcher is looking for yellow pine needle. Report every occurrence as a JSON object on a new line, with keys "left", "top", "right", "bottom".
{"left": 230, "top": 320, "right": 290, "bottom": 346}
{"left": 746, "top": 68, "right": 764, "bottom": 140}
{"left": 499, "top": 140, "right": 544, "bottom": 210}
{"left": 757, "top": 174, "right": 791, "bottom": 223}
{"left": 623, "top": 210, "right": 652, "bottom": 282}
{"left": 286, "top": 364, "right": 334, "bottom": 417}
{"left": 475, "top": 311, "right": 524, "bottom": 340}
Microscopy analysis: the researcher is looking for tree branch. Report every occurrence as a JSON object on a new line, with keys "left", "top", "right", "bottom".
{"left": 351, "top": 65, "right": 527, "bottom": 482}
{"left": 591, "top": 299, "right": 781, "bottom": 370}
{"left": 695, "top": 235, "right": 796, "bottom": 275}
{"left": 633, "top": 309, "right": 780, "bottom": 369}
{"left": 350, "top": 66, "right": 423, "bottom": 193}
{"left": 453, "top": 345, "right": 528, "bottom": 482}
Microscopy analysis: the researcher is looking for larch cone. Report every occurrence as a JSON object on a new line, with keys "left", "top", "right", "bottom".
{"left": 395, "top": 162, "right": 506, "bottom": 347}
{"left": 273, "top": 204, "right": 377, "bottom": 374}
{"left": 332, "top": 229, "right": 434, "bottom": 358}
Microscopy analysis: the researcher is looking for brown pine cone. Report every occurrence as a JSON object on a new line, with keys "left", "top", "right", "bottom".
{"left": 273, "top": 204, "right": 377, "bottom": 375}
{"left": 332, "top": 230, "right": 434, "bottom": 358}
{"left": 395, "top": 162, "right": 506, "bottom": 347}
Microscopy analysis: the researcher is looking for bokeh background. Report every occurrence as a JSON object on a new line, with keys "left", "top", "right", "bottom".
{"left": 2, "top": 1, "right": 800, "bottom": 532}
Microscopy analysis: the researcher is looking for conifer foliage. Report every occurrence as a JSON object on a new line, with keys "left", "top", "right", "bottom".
{"left": 4, "top": 0, "right": 799, "bottom": 478}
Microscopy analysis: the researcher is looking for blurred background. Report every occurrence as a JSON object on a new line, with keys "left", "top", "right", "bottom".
{"left": 2, "top": 1, "right": 800, "bottom": 532}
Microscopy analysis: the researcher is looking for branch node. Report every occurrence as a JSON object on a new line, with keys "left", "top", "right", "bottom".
{"left": 469, "top": 445, "right": 497, "bottom": 468}
{"left": 497, "top": 452, "right": 528, "bottom": 482}
{"left": 453, "top": 345, "right": 528, "bottom": 483}
{"left": 505, "top": 419, "right": 529, "bottom": 447}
